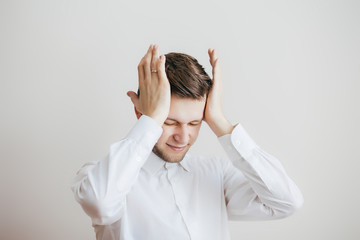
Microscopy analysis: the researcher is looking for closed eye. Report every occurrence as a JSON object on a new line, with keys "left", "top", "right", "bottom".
{"left": 189, "top": 121, "right": 201, "bottom": 126}
{"left": 164, "top": 121, "right": 177, "bottom": 126}
{"left": 164, "top": 119, "right": 202, "bottom": 126}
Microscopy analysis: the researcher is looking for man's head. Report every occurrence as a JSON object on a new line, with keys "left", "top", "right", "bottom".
{"left": 164, "top": 52, "right": 212, "bottom": 99}
{"left": 152, "top": 52, "right": 212, "bottom": 163}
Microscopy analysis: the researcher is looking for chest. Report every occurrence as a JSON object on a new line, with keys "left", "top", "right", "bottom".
{"left": 123, "top": 166, "right": 226, "bottom": 239}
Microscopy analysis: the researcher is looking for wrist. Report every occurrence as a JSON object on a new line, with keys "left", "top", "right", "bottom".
{"left": 148, "top": 113, "right": 166, "bottom": 127}
{"left": 206, "top": 116, "right": 234, "bottom": 137}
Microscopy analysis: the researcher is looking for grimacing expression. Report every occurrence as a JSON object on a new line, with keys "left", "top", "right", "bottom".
{"left": 152, "top": 95, "right": 206, "bottom": 163}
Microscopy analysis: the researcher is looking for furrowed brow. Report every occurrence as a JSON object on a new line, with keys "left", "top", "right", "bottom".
{"left": 166, "top": 118, "right": 203, "bottom": 123}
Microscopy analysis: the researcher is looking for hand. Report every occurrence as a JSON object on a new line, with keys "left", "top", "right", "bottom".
{"left": 127, "top": 44, "right": 171, "bottom": 126}
{"left": 204, "top": 48, "right": 234, "bottom": 137}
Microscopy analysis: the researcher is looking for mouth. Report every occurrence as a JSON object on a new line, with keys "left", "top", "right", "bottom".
{"left": 166, "top": 144, "right": 187, "bottom": 152}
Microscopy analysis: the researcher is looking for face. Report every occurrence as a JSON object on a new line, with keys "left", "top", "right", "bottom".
{"left": 153, "top": 95, "right": 206, "bottom": 163}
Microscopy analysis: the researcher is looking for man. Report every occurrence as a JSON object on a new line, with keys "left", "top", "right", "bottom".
{"left": 72, "top": 44, "right": 303, "bottom": 240}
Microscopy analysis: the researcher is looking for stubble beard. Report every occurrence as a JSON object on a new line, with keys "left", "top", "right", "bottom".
{"left": 152, "top": 144, "right": 189, "bottom": 163}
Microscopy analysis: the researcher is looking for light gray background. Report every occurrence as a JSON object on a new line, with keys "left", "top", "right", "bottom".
{"left": 1, "top": 0, "right": 359, "bottom": 239}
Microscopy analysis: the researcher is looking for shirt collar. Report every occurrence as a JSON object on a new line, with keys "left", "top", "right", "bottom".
{"left": 142, "top": 152, "right": 191, "bottom": 175}
{"left": 180, "top": 154, "right": 191, "bottom": 172}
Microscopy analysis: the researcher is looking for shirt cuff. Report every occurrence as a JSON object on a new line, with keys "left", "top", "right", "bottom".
{"left": 218, "top": 123, "right": 258, "bottom": 160}
{"left": 120, "top": 115, "right": 163, "bottom": 156}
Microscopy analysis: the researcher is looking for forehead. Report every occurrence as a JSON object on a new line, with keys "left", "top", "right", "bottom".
{"left": 167, "top": 95, "right": 206, "bottom": 123}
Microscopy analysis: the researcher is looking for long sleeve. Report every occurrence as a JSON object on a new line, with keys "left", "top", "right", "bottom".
{"left": 71, "top": 115, "right": 162, "bottom": 225}
{"left": 218, "top": 123, "right": 303, "bottom": 220}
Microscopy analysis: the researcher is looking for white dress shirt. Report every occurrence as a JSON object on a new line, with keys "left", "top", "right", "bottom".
{"left": 72, "top": 115, "right": 303, "bottom": 240}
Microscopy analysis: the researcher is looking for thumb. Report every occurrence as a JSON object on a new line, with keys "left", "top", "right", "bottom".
{"left": 127, "top": 91, "right": 139, "bottom": 106}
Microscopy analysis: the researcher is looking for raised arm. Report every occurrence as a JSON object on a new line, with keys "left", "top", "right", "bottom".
{"left": 72, "top": 44, "right": 170, "bottom": 225}
{"left": 205, "top": 48, "right": 303, "bottom": 219}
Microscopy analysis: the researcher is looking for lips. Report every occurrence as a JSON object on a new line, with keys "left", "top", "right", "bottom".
{"left": 166, "top": 144, "right": 186, "bottom": 152}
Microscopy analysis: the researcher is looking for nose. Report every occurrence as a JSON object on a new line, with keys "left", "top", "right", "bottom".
{"left": 173, "top": 125, "right": 190, "bottom": 145}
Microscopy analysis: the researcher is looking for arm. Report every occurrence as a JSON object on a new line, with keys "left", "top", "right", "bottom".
{"left": 71, "top": 44, "right": 171, "bottom": 225}
{"left": 71, "top": 116, "right": 162, "bottom": 225}
{"left": 219, "top": 124, "right": 303, "bottom": 220}
{"left": 205, "top": 49, "right": 303, "bottom": 219}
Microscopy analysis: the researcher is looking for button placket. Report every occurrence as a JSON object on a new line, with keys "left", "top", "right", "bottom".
{"left": 165, "top": 164, "right": 192, "bottom": 239}
{"left": 165, "top": 163, "right": 177, "bottom": 181}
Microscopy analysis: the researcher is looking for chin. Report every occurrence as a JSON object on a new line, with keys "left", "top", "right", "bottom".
{"left": 153, "top": 145, "right": 188, "bottom": 163}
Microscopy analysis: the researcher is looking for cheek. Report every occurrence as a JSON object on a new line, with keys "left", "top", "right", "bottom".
{"left": 189, "top": 126, "right": 201, "bottom": 141}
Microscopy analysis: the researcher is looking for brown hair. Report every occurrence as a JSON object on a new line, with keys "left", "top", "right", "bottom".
{"left": 165, "top": 52, "right": 212, "bottom": 99}
{"left": 137, "top": 52, "right": 212, "bottom": 99}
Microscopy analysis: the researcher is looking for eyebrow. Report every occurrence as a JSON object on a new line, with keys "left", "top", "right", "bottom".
{"left": 166, "top": 118, "right": 203, "bottom": 123}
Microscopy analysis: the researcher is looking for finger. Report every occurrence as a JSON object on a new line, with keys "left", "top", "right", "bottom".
{"left": 141, "top": 44, "right": 153, "bottom": 64}
{"left": 156, "top": 55, "right": 167, "bottom": 82}
{"left": 211, "top": 49, "right": 218, "bottom": 66}
{"left": 208, "top": 48, "right": 217, "bottom": 66}
{"left": 212, "top": 49, "right": 217, "bottom": 61}
{"left": 143, "top": 44, "right": 154, "bottom": 82}
{"left": 208, "top": 48, "right": 219, "bottom": 78}
{"left": 151, "top": 44, "right": 160, "bottom": 73}
{"left": 208, "top": 48, "right": 212, "bottom": 63}
{"left": 208, "top": 48, "right": 213, "bottom": 57}
{"left": 137, "top": 60, "right": 145, "bottom": 92}
{"left": 212, "top": 58, "right": 219, "bottom": 76}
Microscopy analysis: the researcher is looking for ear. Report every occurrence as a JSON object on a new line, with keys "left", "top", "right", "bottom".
{"left": 134, "top": 106, "right": 142, "bottom": 119}
{"left": 127, "top": 91, "right": 142, "bottom": 119}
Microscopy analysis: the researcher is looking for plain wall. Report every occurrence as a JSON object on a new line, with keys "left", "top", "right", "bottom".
{"left": 1, "top": 0, "right": 359, "bottom": 239}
